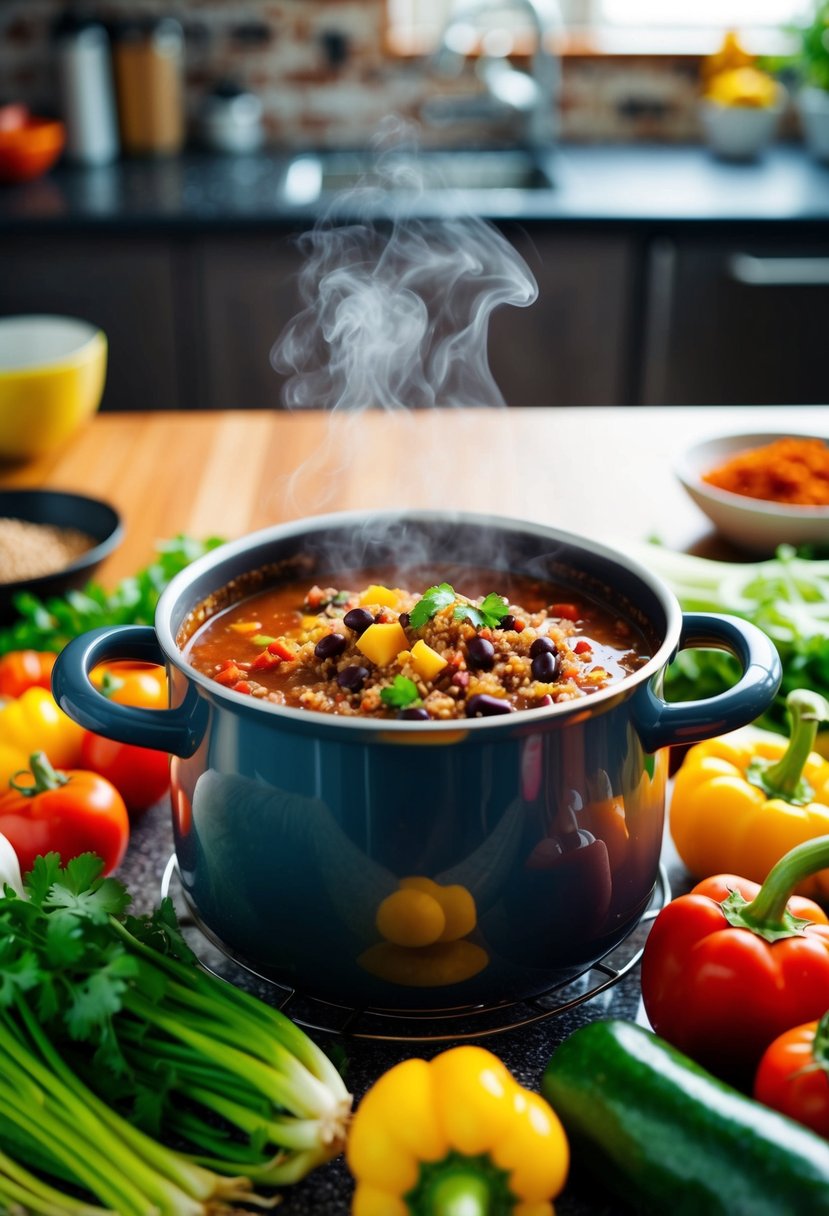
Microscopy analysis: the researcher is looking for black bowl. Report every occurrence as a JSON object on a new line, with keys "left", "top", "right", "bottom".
{"left": 0, "top": 489, "right": 123, "bottom": 624}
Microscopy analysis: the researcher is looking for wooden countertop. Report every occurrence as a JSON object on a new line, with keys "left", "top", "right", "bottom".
{"left": 3, "top": 405, "right": 828, "bottom": 582}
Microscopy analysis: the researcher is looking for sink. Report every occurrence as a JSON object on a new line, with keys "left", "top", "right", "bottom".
{"left": 281, "top": 149, "right": 554, "bottom": 204}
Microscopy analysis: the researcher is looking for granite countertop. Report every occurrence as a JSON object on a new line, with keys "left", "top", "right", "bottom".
{"left": 1, "top": 144, "right": 829, "bottom": 232}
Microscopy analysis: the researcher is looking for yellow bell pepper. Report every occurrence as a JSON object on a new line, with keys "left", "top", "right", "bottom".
{"left": 347, "top": 1045, "right": 569, "bottom": 1216}
{"left": 0, "top": 687, "right": 84, "bottom": 788}
{"left": 671, "top": 689, "right": 829, "bottom": 898}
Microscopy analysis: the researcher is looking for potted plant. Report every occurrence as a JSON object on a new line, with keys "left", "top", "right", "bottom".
{"left": 782, "top": 1, "right": 829, "bottom": 160}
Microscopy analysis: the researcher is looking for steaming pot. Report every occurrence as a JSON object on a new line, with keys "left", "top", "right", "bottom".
{"left": 53, "top": 511, "right": 781, "bottom": 1013}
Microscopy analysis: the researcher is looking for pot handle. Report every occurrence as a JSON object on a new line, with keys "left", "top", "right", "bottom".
{"left": 632, "top": 612, "right": 782, "bottom": 754}
{"left": 51, "top": 625, "right": 208, "bottom": 759}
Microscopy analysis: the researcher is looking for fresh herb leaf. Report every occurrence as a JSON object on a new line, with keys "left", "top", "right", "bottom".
{"left": 454, "top": 592, "right": 510, "bottom": 630}
{"left": 380, "top": 675, "right": 422, "bottom": 709}
{"left": 409, "top": 583, "right": 456, "bottom": 629}
{"left": 0, "top": 534, "right": 226, "bottom": 655}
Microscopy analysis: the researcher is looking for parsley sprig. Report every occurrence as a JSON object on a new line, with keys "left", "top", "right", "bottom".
{"left": 454, "top": 592, "right": 510, "bottom": 630}
{"left": 409, "top": 583, "right": 456, "bottom": 629}
{"left": 410, "top": 584, "right": 510, "bottom": 632}
{"left": 0, "top": 853, "right": 351, "bottom": 1212}
{"left": 380, "top": 675, "right": 421, "bottom": 709}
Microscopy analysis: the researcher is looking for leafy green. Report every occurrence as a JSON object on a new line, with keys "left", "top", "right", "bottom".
{"left": 380, "top": 675, "right": 421, "bottom": 709}
{"left": 409, "top": 582, "right": 456, "bottom": 629}
{"left": 0, "top": 852, "right": 352, "bottom": 1213}
{"left": 0, "top": 535, "right": 226, "bottom": 655}
{"left": 639, "top": 543, "right": 829, "bottom": 735}
{"left": 454, "top": 592, "right": 510, "bottom": 630}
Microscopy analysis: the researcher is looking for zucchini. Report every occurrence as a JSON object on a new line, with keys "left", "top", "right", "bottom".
{"left": 542, "top": 1019, "right": 829, "bottom": 1216}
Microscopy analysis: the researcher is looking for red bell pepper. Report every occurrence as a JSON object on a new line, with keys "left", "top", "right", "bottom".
{"left": 641, "top": 835, "right": 829, "bottom": 1087}
{"left": 754, "top": 1012, "right": 829, "bottom": 1139}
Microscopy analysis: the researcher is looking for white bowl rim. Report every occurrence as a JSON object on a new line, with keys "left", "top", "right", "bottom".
{"left": 676, "top": 430, "right": 829, "bottom": 519}
{"left": 0, "top": 314, "right": 104, "bottom": 373}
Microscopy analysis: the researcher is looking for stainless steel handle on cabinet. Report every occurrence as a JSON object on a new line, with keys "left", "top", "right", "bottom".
{"left": 728, "top": 253, "right": 829, "bottom": 286}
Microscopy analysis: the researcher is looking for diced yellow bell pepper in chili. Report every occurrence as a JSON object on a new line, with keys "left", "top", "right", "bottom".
{"left": 671, "top": 689, "right": 829, "bottom": 899}
{"left": 0, "top": 687, "right": 84, "bottom": 787}
{"left": 348, "top": 1046, "right": 569, "bottom": 1216}
{"left": 410, "top": 640, "right": 448, "bottom": 682}
{"left": 357, "top": 622, "right": 409, "bottom": 667}
{"left": 360, "top": 584, "right": 402, "bottom": 610}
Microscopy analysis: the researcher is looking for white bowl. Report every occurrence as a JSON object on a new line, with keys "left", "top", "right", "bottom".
{"left": 676, "top": 431, "right": 829, "bottom": 554}
{"left": 699, "top": 97, "right": 782, "bottom": 161}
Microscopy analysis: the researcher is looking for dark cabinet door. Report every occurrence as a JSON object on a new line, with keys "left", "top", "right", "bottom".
{"left": 0, "top": 235, "right": 181, "bottom": 411}
{"left": 197, "top": 228, "right": 635, "bottom": 411}
{"left": 641, "top": 237, "right": 829, "bottom": 406}
{"left": 489, "top": 228, "right": 635, "bottom": 407}
{"left": 194, "top": 234, "right": 306, "bottom": 410}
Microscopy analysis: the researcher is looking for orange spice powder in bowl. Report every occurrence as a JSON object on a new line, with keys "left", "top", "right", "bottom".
{"left": 702, "top": 436, "right": 829, "bottom": 506}
{"left": 676, "top": 431, "right": 829, "bottom": 554}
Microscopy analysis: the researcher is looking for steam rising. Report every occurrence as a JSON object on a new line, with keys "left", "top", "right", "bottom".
{"left": 271, "top": 155, "right": 538, "bottom": 412}
{"left": 268, "top": 129, "right": 539, "bottom": 525}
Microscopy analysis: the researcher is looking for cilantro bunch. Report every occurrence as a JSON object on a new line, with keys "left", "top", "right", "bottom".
{"left": 0, "top": 854, "right": 351, "bottom": 1214}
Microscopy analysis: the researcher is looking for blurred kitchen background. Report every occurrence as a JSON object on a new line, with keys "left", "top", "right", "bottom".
{"left": 2, "top": 0, "right": 829, "bottom": 413}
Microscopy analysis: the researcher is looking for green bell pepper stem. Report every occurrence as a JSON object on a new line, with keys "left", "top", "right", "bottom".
{"left": 429, "top": 1171, "right": 493, "bottom": 1216}
{"left": 748, "top": 689, "right": 829, "bottom": 805}
{"left": 722, "top": 835, "right": 829, "bottom": 942}
{"left": 8, "top": 751, "right": 69, "bottom": 797}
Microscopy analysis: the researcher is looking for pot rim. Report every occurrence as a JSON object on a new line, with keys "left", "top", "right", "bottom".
{"left": 156, "top": 508, "right": 682, "bottom": 733}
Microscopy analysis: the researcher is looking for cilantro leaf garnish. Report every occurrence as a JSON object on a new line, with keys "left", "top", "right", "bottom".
{"left": 409, "top": 583, "right": 456, "bottom": 629}
{"left": 380, "top": 675, "right": 422, "bottom": 709}
{"left": 454, "top": 592, "right": 510, "bottom": 630}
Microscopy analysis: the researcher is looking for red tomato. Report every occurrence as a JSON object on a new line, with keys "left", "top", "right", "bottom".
{"left": 0, "top": 650, "right": 57, "bottom": 698}
{"left": 754, "top": 1019, "right": 829, "bottom": 1139}
{"left": 0, "top": 753, "right": 129, "bottom": 875}
{"left": 80, "top": 732, "right": 170, "bottom": 815}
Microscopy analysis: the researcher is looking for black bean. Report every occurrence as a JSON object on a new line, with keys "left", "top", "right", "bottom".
{"left": 315, "top": 632, "right": 347, "bottom": 661}
{"left": 531, "top": 650, "right": 560, "bottom": 682}
{"left": 400, "top": 706, "right": 430, "bottom": 720}
{"left": 467, "top": 636, "right": 495, "bottom": 670}
{"left": 398, "top": 612, "right": 410, "bottom": 629}
{"left": 499, "top": 614, "right": 516, "bottom": 631}
{"left": 343, "top": 608, "right": 374, "bottom": 635}
{"left": 466, "top": 693, "right": 513, "bottom": 718}
{"left": 530, "top": 636, "right": 556, "bottom": 657}
{"left": 337, "top": 665, "right": 369, "bottom": 692}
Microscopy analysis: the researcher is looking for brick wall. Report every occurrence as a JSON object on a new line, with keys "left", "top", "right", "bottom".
{"left": 1, "top": 0, "right": 708, "bottom": 148}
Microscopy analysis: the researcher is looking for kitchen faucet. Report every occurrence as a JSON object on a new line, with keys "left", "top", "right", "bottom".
{"left": 422, "top": 0, "right": 562, "bottom": 151}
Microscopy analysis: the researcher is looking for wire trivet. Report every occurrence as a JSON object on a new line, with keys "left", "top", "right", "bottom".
{"left": 161, "top": 855, "right": 669, "bottom": 1042}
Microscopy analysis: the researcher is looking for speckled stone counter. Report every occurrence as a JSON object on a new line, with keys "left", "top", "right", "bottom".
{"left": 1, "top": 145, "right": 829, "bottom": 232}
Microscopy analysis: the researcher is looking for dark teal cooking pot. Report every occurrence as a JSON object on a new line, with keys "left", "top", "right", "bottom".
{"left": 52, "top": 510, "right": 781, "bottom": 1013}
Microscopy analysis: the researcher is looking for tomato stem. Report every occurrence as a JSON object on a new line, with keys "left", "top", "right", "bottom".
{"left": 8, "top": 752, "right": 69, "bottom": 798}
{"left": 721, "top": 835, "right": 829, "bottom": 941}
{"left": 747, "top": 689, "right": 829, "bottom": 805}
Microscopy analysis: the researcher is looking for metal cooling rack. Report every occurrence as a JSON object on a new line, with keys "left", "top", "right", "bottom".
{"left": 161, "top": 855, "right": 669, "bottom": 1042}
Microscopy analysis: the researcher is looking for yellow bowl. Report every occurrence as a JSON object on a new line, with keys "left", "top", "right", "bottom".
{"left": 0, "top": 315, "right": 107, "bottom": 462}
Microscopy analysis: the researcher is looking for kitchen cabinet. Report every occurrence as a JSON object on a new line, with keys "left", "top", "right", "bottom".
{"left": 490, "top": 227, "right": 634, "bottom": 407}
{"left": 640, "top": 235, "right": 829, "bottom": 407}
{"left": 0, "top": 235, "right": 182, "bottom": 412}
{"left": 194, "top": 228, "right": 634, "bottom": 410}
{"left": 193, "top": 234, "right": 306, "bottom": 410}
